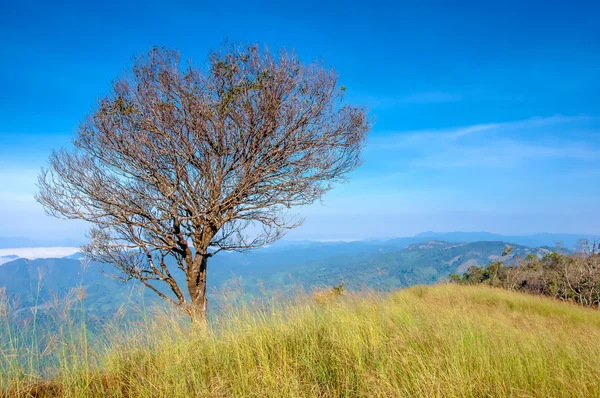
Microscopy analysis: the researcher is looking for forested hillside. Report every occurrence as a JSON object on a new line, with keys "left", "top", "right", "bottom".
{"left": 0, "top": 239, "right": 556, "bottom": 321}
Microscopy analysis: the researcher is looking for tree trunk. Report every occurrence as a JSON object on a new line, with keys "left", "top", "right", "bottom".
{"left": 187, "top": 253, "right": 209, "bottom": 327}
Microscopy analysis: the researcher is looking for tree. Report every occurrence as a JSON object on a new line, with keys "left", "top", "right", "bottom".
{"left": 36, "top": 45, "right": 371, "bottom": 324}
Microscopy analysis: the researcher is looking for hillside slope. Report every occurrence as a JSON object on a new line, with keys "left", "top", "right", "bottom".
{"left": 0, "top": 240, "right": 554, "bottom": 320}
{"left": 3, "top": 284, "right": 599, "bottom": 397}
{"left": 237, "top": 240, "right": 553, "bottom": 293}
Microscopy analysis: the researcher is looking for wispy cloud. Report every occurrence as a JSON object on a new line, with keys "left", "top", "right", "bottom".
{"left": 367, "top": 115, "right": 599, "bottom": 170}
{"left": 371, "top": 115, "right": 594, "bottom": 149}
{"left": 0, "top": 247, "right": 80, "bottom": 260}
{"left": 410, "top": 140, "right": 600, "bottom": 170}
{"left": 368, "top": 123, "right": 498, "bottom": 149}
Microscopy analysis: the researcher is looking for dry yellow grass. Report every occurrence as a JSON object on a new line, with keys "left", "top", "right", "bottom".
{"left": 2, "top": 284, "right": 600, "bottom": 397}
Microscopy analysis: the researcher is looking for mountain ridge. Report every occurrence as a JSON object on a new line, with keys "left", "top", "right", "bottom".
{"left": 0, "top": 239, "right": 560, "bottom": 322}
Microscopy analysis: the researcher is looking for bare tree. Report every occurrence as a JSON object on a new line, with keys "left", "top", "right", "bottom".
{"left": 36, "top": 45, "right": 370, "bottom": 324}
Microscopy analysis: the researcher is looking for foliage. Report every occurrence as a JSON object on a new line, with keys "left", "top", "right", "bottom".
{"left": 451, "top": 239, "right": 600, "bottom": 308}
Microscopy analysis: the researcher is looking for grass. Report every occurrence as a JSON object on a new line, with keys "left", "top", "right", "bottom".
{"left": 2, "top": 283, "right": 600, "bottom": 397}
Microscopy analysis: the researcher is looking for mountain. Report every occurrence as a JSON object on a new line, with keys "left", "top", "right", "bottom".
{"left": 0, "top": 257, "right": 153, "bottom": 318}
{"left": 0, "top": 230, "right": 592, "bottom": 254}
{"left": 413, "top": 231, "right": 595, "bottom": 248}
{"left": 233, "top": 240, "right": 553, "bottom": 294}
{"left": 0, "top": 238, "right": 556, "bottom": 324}
{"left": 0, "top": 254, "right": 19, "bottom": 265}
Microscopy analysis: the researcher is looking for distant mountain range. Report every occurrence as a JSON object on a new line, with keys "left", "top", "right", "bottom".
{"left": 411, "top": 231, "right": 595, "bottom": 249}
{"left": 0, "top": 235, "right": 565, "bottom": 323}
{"left": 0, "top": 231, "right": 595, "bottom": 251}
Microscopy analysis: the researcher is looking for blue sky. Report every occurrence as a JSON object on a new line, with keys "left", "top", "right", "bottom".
{"left": 1, "top": 0, "right": 599, "bottom": 242}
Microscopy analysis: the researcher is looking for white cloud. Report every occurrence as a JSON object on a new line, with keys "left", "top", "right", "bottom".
{"left": 410, "top": 139, "right": 600, "bottom": 170}
{"left": 0, "top": 247, "right": 80, "bottom": 260}
{"left": 372, "top": 115, "right": 594, "bottom": 149}
{"left": 368, "top": 114, "right": 600, "bottom": 170}
{"left": 368, "top": 122, "right": 498, "bottom": 149}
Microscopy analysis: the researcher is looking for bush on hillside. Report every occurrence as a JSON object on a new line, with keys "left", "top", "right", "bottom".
{"left": 450, "top": 239, "right": 600, "bottom": 308}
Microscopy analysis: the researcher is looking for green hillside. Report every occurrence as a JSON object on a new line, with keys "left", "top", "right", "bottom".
{"left": 234, "top": 240, "right": 553, "bottom": 295}
{"left": 0, "top": 240, "right": 554, "bottom": 323}
{"left": 3, "top": 284, "right": 599, "bottom": 397}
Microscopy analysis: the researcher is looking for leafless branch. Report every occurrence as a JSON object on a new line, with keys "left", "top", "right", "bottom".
{"left": 36, "top": 44, "right": 371, "bottom": 322}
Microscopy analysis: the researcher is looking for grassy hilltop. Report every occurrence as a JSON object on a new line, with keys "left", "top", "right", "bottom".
{"left": 2, "top": 284, "right": 600, "bottom": 397}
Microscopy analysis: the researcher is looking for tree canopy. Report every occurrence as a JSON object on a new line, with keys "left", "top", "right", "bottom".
{"left": 37, "top": 45, "right": 371, "bottom": 322}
